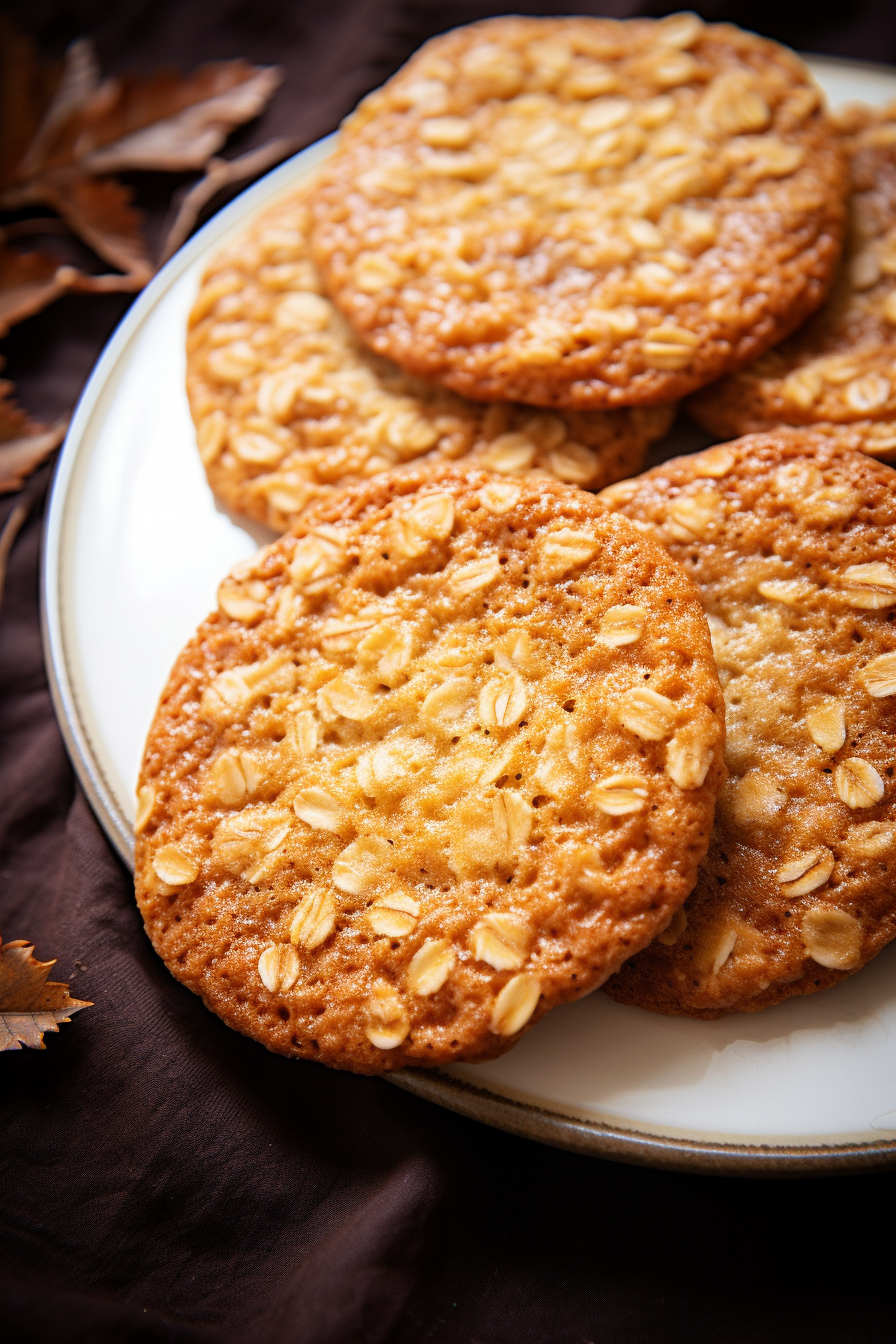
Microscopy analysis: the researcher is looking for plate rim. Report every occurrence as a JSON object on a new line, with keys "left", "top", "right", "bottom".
{"left": 39, "top": 71, "right": 896, "bottom": 1175}
{"left": 390, "top": 1070, "right": 896, "bottom": 1175}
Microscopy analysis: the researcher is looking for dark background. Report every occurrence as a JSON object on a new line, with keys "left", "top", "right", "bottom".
{"left": 2, "top": 4, "right": 896, "bottom": 1341}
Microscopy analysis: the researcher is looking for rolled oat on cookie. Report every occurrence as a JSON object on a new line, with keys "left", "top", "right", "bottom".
{"left": 600, "top": 433, "right": 896, "bottom": 1017}
{"left": 134, "top": 467, "right": 724, "bottom": 1072}
{"left": 309, "top": 13, "right": 847, "bottom": 410}
{"left": 187, "top": 188, "right": 672, "bottom": 533}
{"left": 692, "top": 102, "right": 896, "bottom": 459}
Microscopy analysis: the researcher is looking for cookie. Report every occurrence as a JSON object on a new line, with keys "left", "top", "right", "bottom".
{"left": 187, "top": 189, "right": 671, "bottom": 533}
{"left": 134, "top": 466, "right": 725, "bottom": 1073}
{"left": 600, "top": 433, "right": 896, "bottom": 1017}
{"left": 691, "top": 104, "right": 896, "bottom": 459}
{"left": 309, "top": 13, "right": 846, "bottom": 411}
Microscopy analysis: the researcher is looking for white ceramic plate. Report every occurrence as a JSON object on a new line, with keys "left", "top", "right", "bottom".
{"left": 43, "top": 58, "right": 896, "bottom": 1174}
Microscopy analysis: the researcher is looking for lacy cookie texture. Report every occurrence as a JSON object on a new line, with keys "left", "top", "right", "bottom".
{"left": 310, "top": 14, "right": 846, "bottom": 409}
{"left": 135, "top": 468, "right": 724, "bottom": 1070}
{"left": 188, "top": 190, "right": 671, "bottom": 532}
{"left": 602, "top": 434, "right": 896, "bottom": 1016}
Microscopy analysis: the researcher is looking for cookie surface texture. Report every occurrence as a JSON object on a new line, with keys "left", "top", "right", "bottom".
{"left": 135, "top": 467, "right": 725, "bottom": 1073}
{"left": 600, "top": 434, "right": 896, "bottom": 1017}
{"left": 187, "top": 189, "right": 671, "bottom": 533}
{"left": 692, "top": 104, "right": 896, "bottom": 458}
{"left": 309, "top": 13, "right": 846, "bottom": 410}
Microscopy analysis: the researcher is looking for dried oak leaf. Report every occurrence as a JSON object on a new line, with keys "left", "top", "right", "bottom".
{"left": 1, "top": 39, "right": 283, "bottom": 187}
{"left": 0, "top": 377, "right": 68, "bottom": 492}
{"left": 0, "top": 30, "right": 281, "bottom": 316}
{"left": 0, "top": 935, "right": 91, "bottom": 1051}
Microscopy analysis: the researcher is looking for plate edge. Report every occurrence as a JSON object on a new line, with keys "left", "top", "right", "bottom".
{"left": 389, "top": 1070, "right": 896, "bottom": 1176}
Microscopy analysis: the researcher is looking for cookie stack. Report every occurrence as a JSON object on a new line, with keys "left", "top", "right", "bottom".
{"left": 135, "top": 14, "right": 896, "bottom": 1072}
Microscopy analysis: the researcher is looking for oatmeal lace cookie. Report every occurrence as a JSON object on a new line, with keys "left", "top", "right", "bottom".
{"left": 600, "top": 433, "right": 896, "bottom": 1017}
{"left": 187, "top": 189, "right": 671, "bottom": 533}
{"left": 692, "top": 102, "right": 896, "bottom": 459}
{"left": 309, "top": 13, "right": 846, "bottom": 411}
{"left": 134, "top": 467, "right": 725, "bottom": 1073}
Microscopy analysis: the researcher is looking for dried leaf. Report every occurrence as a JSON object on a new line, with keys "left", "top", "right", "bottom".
{"left": 1, "top": 217, "right": 71, "bottom": 241}
{"left": 159, "top": 137, "right": 297, "bottom": 265}
{"left": 0, "top": 239, "right": 65, "bottom": 336}
{"left": 1, "top": 50, "right": 283, "bottom": 185}
{"left": 15, "top": 37, "right": 101, "bottom": 181}
{"left": 23, "top": 172, "right": 152, "bottom": 281}
{"left": 0, "top": 935, "right": 91, "bottom": 1051}
{"left": 0, "top": 25, "right": 282, "bottom": 324}
{"left": 0, "top": 427, "right": 67, "bottom": 494}
{"left": 0, "top": 378, "right": 68, "bottom": 492}
{"left": 0, "top": 498, "right": 30, "bottom": 609}
{"left": 80, "top": 66, "right": 284, "bottom": 175}
{"left": 0, "top": 230, "right": 153, "bottom": 339}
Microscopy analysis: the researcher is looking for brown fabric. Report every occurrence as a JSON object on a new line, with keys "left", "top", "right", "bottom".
{"left": 2, "top": 4, "right": 896, "bottom": 1341}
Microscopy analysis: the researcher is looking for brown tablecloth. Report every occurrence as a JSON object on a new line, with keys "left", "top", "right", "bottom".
{"left": 3, "top": 3, "right": 896, "bottom": 1340}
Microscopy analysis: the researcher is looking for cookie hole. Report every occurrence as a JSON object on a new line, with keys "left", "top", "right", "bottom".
{"left": 278, "top": 1006, "right": 289, "bottom": 1022}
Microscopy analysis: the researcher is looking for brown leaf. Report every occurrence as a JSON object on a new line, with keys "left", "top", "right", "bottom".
{"left": 81, "top": 66, "right": 284, "bottom": 175}
{"left": 159, "top": 137, "right": 298, "bottom": 265}
{"left": 0, "top": 25, "right": 281, "bottom": 334}
{"left": 0, "top": 935, "right": 91, "bottom": 1051}
{"left": 24, "top": 172, "right": 153, "bottom": 281}
{"left": 0, "top": 497, "right": 30, "bottom": 609}
{"left": 5, "top": 51, "right": 282, "bottom": 182}
{"left": 0, "top": 376, "right": 32, "bottom": 443}
{"left": 0, "top": 429, "right": 66, "bottom": 492}
{"left": 0, "top": 232, "right": 156, "bottom": 339}
{"left": 0, "top": 240, "right": 65, "bottom": 336}
{"left": 15, "top": 37, "right": 101, "bottom": 182}
{"left": 0, "top": 377, "right": 68, "bottom": 492}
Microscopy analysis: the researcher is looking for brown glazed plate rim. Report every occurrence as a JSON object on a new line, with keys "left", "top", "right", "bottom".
{"left": 40, "top": 61, "right": 896, "bottom": 1176}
